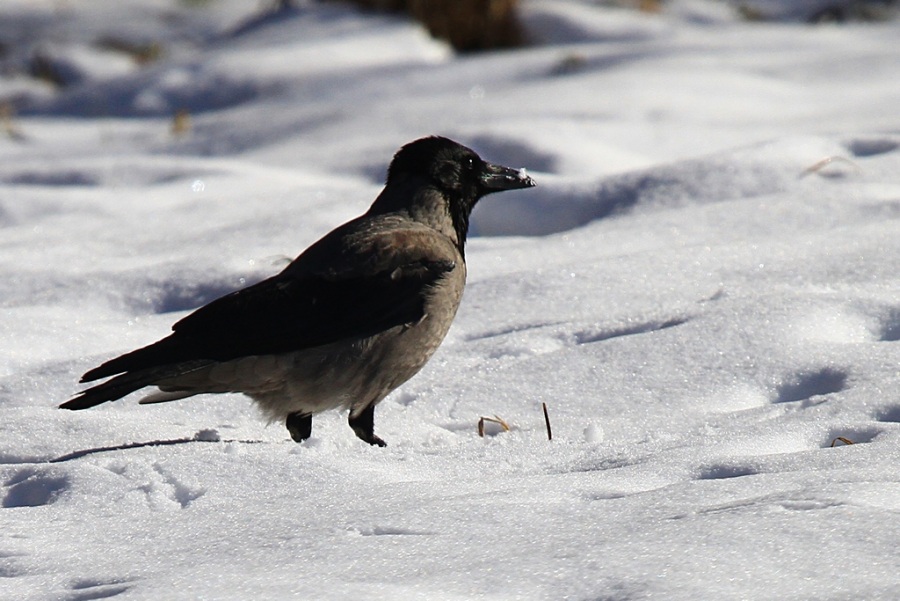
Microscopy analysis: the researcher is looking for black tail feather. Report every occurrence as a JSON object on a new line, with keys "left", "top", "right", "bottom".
{"left": 61, "top": 371, "right": 158, "bottom": 410}
{"left": 63, "top": 360, "right": 213, "bottom": 410}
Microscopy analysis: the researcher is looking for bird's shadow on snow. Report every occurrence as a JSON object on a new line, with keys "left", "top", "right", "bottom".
{"left": 47, "top": 434, "right": 261, "bottom": 464}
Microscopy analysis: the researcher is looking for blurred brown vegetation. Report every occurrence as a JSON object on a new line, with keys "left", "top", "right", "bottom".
{"left": 334, "top": 0, "right": 525, "bottom": 51}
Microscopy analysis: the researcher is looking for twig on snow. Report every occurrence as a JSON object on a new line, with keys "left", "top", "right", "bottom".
{"left": 542, "top": 402, "right": 552, "bottom": 441}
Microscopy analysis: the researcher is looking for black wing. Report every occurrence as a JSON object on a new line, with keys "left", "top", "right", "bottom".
{"left": 79, "top": 258, "right": 455, "bottom": 383}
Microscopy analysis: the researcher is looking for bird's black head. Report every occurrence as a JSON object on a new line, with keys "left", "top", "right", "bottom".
{"left": 378, "top": 136, "right": 536, "bottom": 254}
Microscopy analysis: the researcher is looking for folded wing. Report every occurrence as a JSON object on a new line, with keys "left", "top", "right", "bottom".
{"left": 62, "top": 256, "right": 454, "bottom": 409}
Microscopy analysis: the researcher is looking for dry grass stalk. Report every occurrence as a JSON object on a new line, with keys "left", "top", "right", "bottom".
{"left": 800, "top": 155, "right": 860, "bottom": 177}
{"left": 96, "top": 38, "right": 163, "bottom": 65}
{"left": 171, "top": 108, "right": 192, "bottom": 136}
{"left": 477, "top": 415, "right": 510, "bottom": 437}
{"left": 0, "top": 103, "right": 25, "bottom": 140}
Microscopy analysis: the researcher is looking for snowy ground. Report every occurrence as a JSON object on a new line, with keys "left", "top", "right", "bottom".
{"left": 2, "top": 1, "right": 900, "bottom": 599}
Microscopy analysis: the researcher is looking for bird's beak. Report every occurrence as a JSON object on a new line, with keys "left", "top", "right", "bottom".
{"left": 480, "top": 162, "right": 536, "bottom": 193}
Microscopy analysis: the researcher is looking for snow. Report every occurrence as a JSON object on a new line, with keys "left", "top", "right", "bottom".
{"left": 2, "top": 0, "right": 899, "bottom": 599}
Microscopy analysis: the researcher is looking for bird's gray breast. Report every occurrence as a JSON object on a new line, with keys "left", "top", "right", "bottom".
{"left": 242, "top": 258, "right": 466, "bottom": 420}
{"left": 343, "top": 257, "right": 467, "bottom": 411}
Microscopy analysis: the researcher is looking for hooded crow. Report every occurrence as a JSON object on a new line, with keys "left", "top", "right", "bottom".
{"left": 62, "top": 136, "right": 536, "bottom": 446}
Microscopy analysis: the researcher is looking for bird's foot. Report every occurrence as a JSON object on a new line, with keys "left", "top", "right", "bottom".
{"left": 349, "top": 404, "right": 387, "bottom": 447}
{"left": 361, "top": 433, "right": 387, "bottom": 448}
{"left": 286, "top": 412, "right": 312, "bottom": 442}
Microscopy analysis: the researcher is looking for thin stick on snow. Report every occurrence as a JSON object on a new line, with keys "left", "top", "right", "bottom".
{"left": 800, "top": 155, "right": 860, "bottom": 177}
{"left": 542, "top": 402, "right": 552, "bottom": 441}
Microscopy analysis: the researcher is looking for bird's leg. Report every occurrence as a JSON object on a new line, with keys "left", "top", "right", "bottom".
{"left": 285, "top": 412, "right": 312, "bottom": 442}
{"left": 349, "top": 404, "right": 387, "bottom": 447}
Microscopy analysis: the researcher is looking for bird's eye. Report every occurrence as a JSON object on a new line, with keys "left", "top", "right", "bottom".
{"left": 465, "top": 157, "right": 475, "bottom": 171}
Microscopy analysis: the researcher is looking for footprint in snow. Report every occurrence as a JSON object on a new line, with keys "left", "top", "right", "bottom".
{"left": 772, "top": 367, "right": 848, "bottom": 405}
{"left": 2, "top": 466, "right": 70, "bottom": 508}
